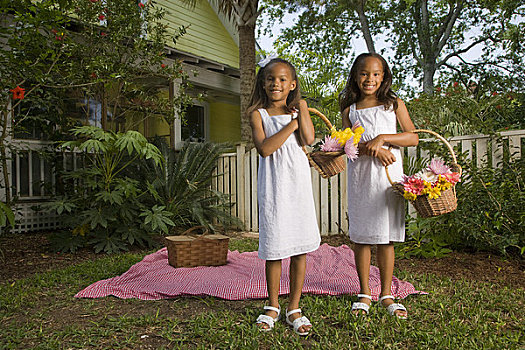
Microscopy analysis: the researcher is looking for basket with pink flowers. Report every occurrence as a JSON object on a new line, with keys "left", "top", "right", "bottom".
{"left": 305, "top": 108, "right": 365, "bottom": 178}
{"left": 385, "top": 129, "right": 462, "bottom": 218}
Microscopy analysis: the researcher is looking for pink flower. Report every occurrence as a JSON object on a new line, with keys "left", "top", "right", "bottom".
{"left": 344, "top": 138, "right": 358, "bottom": 161}
{"left": 444, "top": 172, "right": 461, "bottom": 184}
{"left": 320, "top": 135, "right": 342, "bottom": 152}
{"left": 428, "top": 158, "right": 450, "bottom": 175}
{"left": 403, "top": 177, "right": 426, "bottom": 195}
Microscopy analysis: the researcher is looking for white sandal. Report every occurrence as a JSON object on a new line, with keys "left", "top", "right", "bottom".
{"left": 255, "top": 305, "right": 281, "bottom": 331}
{"left": 379, "top": 295, "right": 407, "bottom": 319}
{"left": 351, "top": 294, "right": 372, "bottom": 315}
{"left": 285, "top": 308, "right": 312, "bottom": 336}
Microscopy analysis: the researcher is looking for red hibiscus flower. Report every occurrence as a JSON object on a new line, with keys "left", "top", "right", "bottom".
{"left": 98, "top": 14, "right": 105, "bottom": 20}
{"left": 10, "top": 86, "right": 25, "bottom": 100}
{"left": 161, "top": 64, "right": 166, "bottom": 68}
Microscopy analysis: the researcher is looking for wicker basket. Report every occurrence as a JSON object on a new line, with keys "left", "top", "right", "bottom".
{"left": 304, "top": 107, "right": 346, "bottom": 179}
{"left": 165, "top": 226, "right": 229, "bottom": 268}
{"left": 385, "top": 129, "right": 462, "bottom": 218}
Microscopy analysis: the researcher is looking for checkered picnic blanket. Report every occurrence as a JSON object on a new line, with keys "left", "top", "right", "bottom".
{"left": 75, "top": 244, "right": 423, "bottom": 301}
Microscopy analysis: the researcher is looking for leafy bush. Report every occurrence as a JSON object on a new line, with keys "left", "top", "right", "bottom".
{"left": 400, "top": 154, "right": 524, "bottom": 257}
{"left": 47, "top": 126, "right": 174, "bottom": 254}
{"left": 407, "top": 86, "right": 524, "bottom": 137}
{"left": 449, "top": 156, "right": 525, "bottom": 255}
{"left": 134, "top": 140, "right": 241, "bottom": 232}
{"left": 396, "top": 215, "right": 453, "bottom": 259}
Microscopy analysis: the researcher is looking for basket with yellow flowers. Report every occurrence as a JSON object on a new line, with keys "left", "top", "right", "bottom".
{"left": 305, "top": 108, "right": 365, "bottom": 178}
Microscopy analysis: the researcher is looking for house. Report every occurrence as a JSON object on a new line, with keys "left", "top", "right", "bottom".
{"left": 155, "top": 0, "right": 241, "bottom": 148}
{"left": 1, "top": 0, "right": 242, "bottom": 233}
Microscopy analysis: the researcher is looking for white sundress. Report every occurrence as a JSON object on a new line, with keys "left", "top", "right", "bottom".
{"left": 347, "top": 104, "right": 405, "bottom": 244}
{"left": 257, "top": 108, "right": 321, "bottom": 260}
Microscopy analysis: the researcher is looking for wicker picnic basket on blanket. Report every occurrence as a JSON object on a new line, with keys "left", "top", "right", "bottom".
{"left": 304, "top": 108, "right": 346, "bottom": 179}
{"left": 385, "top": 129, "right": 462, "bottom": 218}
{"left": 165, "top": 226, "right": 229, "bottom": 268}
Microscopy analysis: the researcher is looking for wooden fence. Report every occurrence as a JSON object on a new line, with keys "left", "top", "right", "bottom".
{"left": 2, "top": 129, "right": 524, "bottom": 234}
{"left": 212, "top": 129, "right": 525, "bottom": 235}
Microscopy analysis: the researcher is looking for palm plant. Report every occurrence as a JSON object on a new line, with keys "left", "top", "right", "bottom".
{"left": 137, "top": 140, "right": 241, "bottom": 232}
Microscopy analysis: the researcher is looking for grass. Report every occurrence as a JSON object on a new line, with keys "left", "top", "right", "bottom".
{"left": 1, "top": 237, "right": 524, "bottom": 349}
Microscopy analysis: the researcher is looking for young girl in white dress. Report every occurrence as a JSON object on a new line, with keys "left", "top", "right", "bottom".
{"left": 248, "top": 57, "right": 320, "bottom": 335}
{"left": 340, "top": 53, "right": 419, "bottom": 318}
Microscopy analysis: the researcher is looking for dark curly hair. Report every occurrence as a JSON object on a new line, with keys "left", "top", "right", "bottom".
{"left": 339, "top": 53, "right": 398, "bottom": 113}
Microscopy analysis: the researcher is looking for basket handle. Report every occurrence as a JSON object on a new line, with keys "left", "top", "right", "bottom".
{"left": 180, "top": 226, "right": 209, "bottom": 236}
{"left": 385, "top": 129, "right": 461, "bottom": 185}
{"left": 307, "top": 107, "right": 335, "bottom": 132}
{"left": 302, "top": 107, "right": 335, "bottom": 155}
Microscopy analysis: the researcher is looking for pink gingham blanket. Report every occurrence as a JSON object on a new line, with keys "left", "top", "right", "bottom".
{"left": 75, "top": 244, "right": 423, "bottom": 300}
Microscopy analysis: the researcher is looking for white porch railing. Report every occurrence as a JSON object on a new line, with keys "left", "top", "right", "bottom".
{"left": 2, "top": 130, "right": 524, "bottom": 234}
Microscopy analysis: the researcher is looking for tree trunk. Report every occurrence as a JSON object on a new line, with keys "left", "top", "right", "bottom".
{"left": 422, "top": 62, "right": 436, "bottom": 95}
{"left": 355, "top": 0, "right": 375, "bottom": 53}
{"left": 238, "top": 24, "right": 255, "bottom": 146}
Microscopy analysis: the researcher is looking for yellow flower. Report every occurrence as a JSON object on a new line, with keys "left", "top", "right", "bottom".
{"left": 403, "top": 191, "right": 417, "bottom": 201}
{"left": 427, "top": 187, "right": 441, "bottom": 199}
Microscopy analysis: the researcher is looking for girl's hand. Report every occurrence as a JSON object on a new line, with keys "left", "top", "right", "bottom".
{"left": 290, "top": 117, "right": 299, "bottom": 131}
{"left": 376, "top": 148, "right": 396, "bottom": 167}
{"left": 366, "top": 135, "right": 385, "bottom": 157}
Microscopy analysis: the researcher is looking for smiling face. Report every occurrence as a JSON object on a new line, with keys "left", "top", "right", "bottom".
{"left": 263, "top": 62, "right": 297, "bottom": 104}
{"left": 356, "top": 56, "right": 384, "bottom": 97}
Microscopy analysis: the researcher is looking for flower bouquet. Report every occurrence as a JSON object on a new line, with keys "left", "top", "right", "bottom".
{"left": 306, "top": 108, "right": 365, "bottom": 178}
{"left": 386, "top": 129, "right": 462, "bottom": 218}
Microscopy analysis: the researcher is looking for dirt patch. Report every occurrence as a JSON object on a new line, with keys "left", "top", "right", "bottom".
{"left": 0, "top": 231, "right": 523, "bottom": 288}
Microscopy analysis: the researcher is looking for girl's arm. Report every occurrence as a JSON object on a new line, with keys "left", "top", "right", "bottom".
{"left": 365, "top": 98, "right": 419, "bottom": 157}
{"left": 250, "top": 110, "right": 299, "bottom": 158}
{"left": 296, "top": 99, "right": 316, "bottom": 145}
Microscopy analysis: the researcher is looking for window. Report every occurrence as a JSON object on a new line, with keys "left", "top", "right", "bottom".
{"left": 182, "top": 104, "right": 206, "bottom": 142}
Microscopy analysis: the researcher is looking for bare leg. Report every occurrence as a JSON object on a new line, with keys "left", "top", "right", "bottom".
{"left": 258, "top": 259, "right": 282, "bottom": 329}
{"left": 377, "top": 244, "right": 407, "bottom": 318}
{"left": 353, "top": 243, "right": 372, "bottom": 315}
{"left": 288, "top": 254, "right": 311, "bottom": 333}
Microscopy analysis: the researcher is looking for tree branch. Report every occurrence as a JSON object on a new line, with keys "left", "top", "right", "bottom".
{"left": 435, "top": 0, "right": 464, "bottom": 54}
{"left": 436, "top": 36, "right": 490, "bottom": 67}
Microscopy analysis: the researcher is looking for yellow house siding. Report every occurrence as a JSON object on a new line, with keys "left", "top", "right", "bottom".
{"left": 209, "top": 102, "right": 240, "bottom": 143}
{"left": 158, "top": 0, "right": 239, "bottom": 68}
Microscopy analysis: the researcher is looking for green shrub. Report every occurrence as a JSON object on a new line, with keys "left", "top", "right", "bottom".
{"left": 449, "top": 156, "right": 525, "bottom": 255}
{"left": 407, "top": 86, "right": 524, "bottom": 136}
{"left": 134, "top": 140, "right": 241, "bottom": 233}
{"left": 401, "top": 154, "right": 524, "bottom": 257}
{"left": 47, "top": 126, "right": 174, "bottom": 254}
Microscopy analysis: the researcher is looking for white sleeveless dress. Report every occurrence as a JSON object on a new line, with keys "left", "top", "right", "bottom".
{"left": 257, "top": 108, "right": 320, "bottom": 260}
{"left": 346, "top": 104, "right": 405, "bottom": 244}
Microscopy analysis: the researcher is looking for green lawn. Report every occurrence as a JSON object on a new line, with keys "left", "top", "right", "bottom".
{"left": 1, "top": 237, "right": 523, "bottom": 349}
